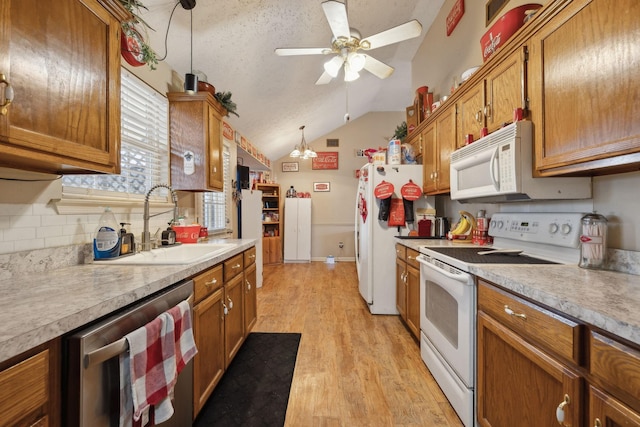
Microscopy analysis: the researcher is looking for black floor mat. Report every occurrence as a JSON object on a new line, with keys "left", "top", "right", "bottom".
{"left": 193, "top": 332, "right": 301, "bottom": 427}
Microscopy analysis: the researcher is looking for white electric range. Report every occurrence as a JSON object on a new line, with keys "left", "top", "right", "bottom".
{"left": 416, "top": 212, "right": 584, "bottom": 427}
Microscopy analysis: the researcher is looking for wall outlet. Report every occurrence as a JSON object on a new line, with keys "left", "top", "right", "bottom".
{"left": 355, "top": 149, "right": 367, "bottom": 157}
{"left": 338, "top": 241, "right": 344, "bottom": 249}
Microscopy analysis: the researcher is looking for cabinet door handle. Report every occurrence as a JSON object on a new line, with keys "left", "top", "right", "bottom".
{"left": 555, "top": 394, "right": 570, "bottom": 426}
{"left": 484, "top": 104, "right": 492, "bottom": 119}
{"left": 504, "top": 305, "right": 527, "bottom": 319}
{"left": 475, "top": 110, "right": 483, "bottom": 123}
{"left": 593, "top": 419, "right": 601, "bottom": 427}
{"left": 227, "top": 296, "right": 233, "bottom": 309}
{"left": 223, "top": 302, "right": 229, "bottom": 315}
{"left": 246, "top": 279, "right": 252, "bottom": 291}
{"left": 0, "top": 73, "right": 14, "bottom": 116}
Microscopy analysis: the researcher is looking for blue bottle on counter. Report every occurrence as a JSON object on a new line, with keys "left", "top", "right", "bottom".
{"left": 93, "top": 207, "right": 121, "bottom": 259}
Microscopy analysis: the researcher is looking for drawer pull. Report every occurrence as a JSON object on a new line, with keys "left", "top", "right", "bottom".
{"left": 205, "top": 278, "right": 217, "bottom": 287}
{"left": 504, "top": 305, "right": 527, "bottom": 319}
{"left": 233, "top": 263, "right": 241, "bottom": 269}
{"left": 555, "top": 394, "right": 570, "bottom": 426}
{"left": 249, "top": 254, "right": 256, "bottom": 259}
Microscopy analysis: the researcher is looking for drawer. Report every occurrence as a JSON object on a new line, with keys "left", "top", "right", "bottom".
{"left": 224, "top": 253, "right": 244, "bottom": 282}
{"left": 590, "top": 331, "right": 640, "bottom": 404}
{"left": 193, "top": 264, "right": 223, "bottom": 303}
{"left": 0, "top": 349, "right": 48, "bottom": 425}
{"left": 406, "top": 248, "right": 420, "bottom": 269}
{"left": 244, "top": 246, "right": 257, "bottom": 267}
{"left": 395, "top": 243, "right": 406, "bottom": 260}
{"left": 478, "top": 281, "right": 581, "bottom": 364}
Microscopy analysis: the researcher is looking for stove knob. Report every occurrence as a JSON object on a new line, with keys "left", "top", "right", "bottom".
{"left": 549, "top": 223, "right": 559, "bottom": 234}
{"left": 490, "top": 219, "right": 503, "bottom": 230}
{"left": 561, "top": 223, "right": 572, "bottom": 235}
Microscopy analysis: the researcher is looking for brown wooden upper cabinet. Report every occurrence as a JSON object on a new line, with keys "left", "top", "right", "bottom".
{"left": 457, "top": 47, "right": 527, "bottom": 148}
{"left": 168, "top": 92, "right": 226, "bottom": 192}
{"left": 528, "top": 0, "right": 640, "bottom": 176}
{"left": 422, "top": 106, "right": 455, "bottom": 195}
{"left": 0, "top": 0, "right": 128, "bottom": 175}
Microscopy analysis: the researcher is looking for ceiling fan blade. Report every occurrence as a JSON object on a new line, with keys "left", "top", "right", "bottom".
{"left": 274, "top": 47, "right": 329, "bottom": 56}
{"left": 315, "top": 71, "right": 334, "bottom": 85}
{"left": 363, "top": 55, "right": 394, "bottom": 79}
{"left": 361, "top": 20, "right": 422, "bottom": 50}
{"left": 322, "top": 0, "right": 350, "bottom": 40}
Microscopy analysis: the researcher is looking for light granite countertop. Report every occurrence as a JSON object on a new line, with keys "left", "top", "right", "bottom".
{"left": 398, "top": 238, "right": 640, "bottom": 347}
{"left": 0, "top": 239, "right": 256, "bottom": 364}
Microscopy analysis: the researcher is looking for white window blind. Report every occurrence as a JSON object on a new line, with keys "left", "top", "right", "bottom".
{"left": 62, "top": 69, "right": 169, "bottom": 199}
{"left": 203, "top": 144, "right": 230, "bottom": 233}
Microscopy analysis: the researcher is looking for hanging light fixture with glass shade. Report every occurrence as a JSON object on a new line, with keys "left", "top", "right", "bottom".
{"left": 290, "top": 125, "right": 317, "bottom": 159}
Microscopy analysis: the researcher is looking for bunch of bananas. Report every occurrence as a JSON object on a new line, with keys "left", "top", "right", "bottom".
{"left": 450, "top": 210, "right": 477, "bottom": 236}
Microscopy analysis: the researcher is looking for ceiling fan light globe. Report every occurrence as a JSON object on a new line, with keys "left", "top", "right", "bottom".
{"left": 348, "top": 52, "right": 366, "bottom": 72}
{"left": 290, "top": 148, "right": 301, "bottom": 158}
{"left": 324, "top": 56, "right": 344, "bottom": 78}
{"left": 309, "top": 150, "right": 318, "bottom": 158}
{"left": 344, "top": 66, "right": 360, "bottom": 82}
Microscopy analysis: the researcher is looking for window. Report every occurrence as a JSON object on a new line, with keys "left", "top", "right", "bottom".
{"left": 202, "top": 143, "right": 230, "bottom": 234}
{"left": 62, "top": 69, "right": 170, "bottom": 201}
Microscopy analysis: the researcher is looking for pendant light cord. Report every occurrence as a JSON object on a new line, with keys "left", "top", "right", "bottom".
{"left": 190, "top": 9, "right": 193, "bottom": 72}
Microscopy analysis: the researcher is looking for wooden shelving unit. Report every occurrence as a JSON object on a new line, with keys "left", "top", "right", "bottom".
{"left": 255, "top": 183, "right": 282, "bottom": 264}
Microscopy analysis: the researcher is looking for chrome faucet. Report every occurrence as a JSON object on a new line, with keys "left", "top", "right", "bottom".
{"left": 142, "top": 184, "right": 178, "bottom": 251}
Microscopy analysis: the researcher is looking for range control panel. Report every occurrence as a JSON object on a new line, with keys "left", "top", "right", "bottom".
{"left": 489, "top": 212, "right": 584, "bottom": 248}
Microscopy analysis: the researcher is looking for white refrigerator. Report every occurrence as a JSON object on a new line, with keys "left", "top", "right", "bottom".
{"left": 240, "top": 189, "right": 263, "bottom": 288}
{"left": 284, "top": 198, "right": 311, "bottom": 262}
{"left": 355, "top": 163, "right": 430, "bottom": 314}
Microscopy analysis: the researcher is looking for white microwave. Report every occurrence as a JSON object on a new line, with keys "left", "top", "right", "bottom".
{"left": 449, "top": 121, "right": 591, "bottom": 203}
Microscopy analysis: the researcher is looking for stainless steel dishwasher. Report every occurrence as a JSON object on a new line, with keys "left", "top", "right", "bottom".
{"left": 63, "top": 279, "right": 194, "bottom": 427}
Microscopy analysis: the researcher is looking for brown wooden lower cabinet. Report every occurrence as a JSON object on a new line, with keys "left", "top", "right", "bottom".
{"left": 476, "top": 310, "right": 582, "bottom": 427}
{"left": 0, "top": 340, "right": 60, "bottom": 427}
{"left": 263, "top": 236, "right": 282, "bottom": 264}
{"left": 192, "top": 246, "right": 256, "bottom": 419}
{"left": 477, "top": 279, "right": 640, "bottom": 427}
{"left": 395, "top": 244, "right": 420, "bottom": 341}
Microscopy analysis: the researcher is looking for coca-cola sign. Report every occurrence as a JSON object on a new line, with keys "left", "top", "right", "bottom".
{"left": 312, "top": 151, "right": 339, "bottom": 170}
{"left": 446, "top": 0, "right": 465, "bottom": 36}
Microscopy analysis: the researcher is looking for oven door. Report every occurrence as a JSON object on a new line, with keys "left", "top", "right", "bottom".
{"left": 418, "top": 254, "right": 476, "bottom": 387}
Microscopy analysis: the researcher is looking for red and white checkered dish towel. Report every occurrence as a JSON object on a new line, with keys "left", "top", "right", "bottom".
{"left": 167, "top": 300, "right": 198, "bottom": 374}
{"left": 120, "top": 312, "right": 177, "bottom": 427}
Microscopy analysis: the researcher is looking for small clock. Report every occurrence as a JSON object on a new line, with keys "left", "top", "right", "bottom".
{"left": 120, "top": 27, "right": 146, "bottom": 67}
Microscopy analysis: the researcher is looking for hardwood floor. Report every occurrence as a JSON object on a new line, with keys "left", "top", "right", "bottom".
{"left": 254, "top": 261, "right": 464, "bottom": 427}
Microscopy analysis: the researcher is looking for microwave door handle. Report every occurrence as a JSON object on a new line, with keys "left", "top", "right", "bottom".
{"left": 490, "top": 146, "right": 500, "bottom": 191}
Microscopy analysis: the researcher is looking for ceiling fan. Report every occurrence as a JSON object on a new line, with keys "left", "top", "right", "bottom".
{"left": 274, "top": 0, "right": 422, "bottom": 85}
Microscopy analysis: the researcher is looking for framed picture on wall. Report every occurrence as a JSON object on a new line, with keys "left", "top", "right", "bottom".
{"left": 313, "top": 182, "right": 330, "bottom": 192}
{"left": 282, "top": 161, "right": 299, "bottom": 172}
{"left": 312, "top": 152, "right": 339, "bottom": 170}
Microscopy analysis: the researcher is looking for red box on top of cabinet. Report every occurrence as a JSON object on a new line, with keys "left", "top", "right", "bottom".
{"left": 480, "top": 4, "right": 542, "bottom": 62}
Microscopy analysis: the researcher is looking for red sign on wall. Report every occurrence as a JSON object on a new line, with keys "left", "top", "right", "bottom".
{"left": 312, "top": 151, "right": 339, "bottom": 170}
{"left": 222, "top": 121, "right": 234, "bottom": 140}
{"left": 446, "top": 0, "right": 465, "bottom": 36}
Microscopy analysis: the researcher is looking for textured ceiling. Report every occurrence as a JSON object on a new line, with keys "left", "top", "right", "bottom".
{"left": 138, "top": 0, "right": 444, "bottom": 161}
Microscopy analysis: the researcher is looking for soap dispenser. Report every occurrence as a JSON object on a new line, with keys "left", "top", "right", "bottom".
{"left": 119, "top": 223, "right": 135, "bottom": 255}
{"left": 93, "top": 207, "right": 121, "bottom": 259}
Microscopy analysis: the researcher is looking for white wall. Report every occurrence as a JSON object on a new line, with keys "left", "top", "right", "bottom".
{"left": 272, "top": 111, "right": 405, "bottom": 260}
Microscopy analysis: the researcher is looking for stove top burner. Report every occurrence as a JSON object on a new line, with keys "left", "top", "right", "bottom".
{"left": 426, "top": 247, "right": 558, "bottom": 265}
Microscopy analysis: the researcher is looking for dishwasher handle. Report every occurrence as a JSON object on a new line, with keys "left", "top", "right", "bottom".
{"left": 83, "top": 292, "right": 194, "bottom": 368}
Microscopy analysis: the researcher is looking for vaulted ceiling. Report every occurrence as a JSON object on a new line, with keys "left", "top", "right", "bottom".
{"left": 137, "top": 0, "right": 445, "bottom": 161}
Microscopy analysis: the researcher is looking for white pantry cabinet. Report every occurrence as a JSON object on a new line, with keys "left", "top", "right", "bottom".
{"left": 283, "top": 198, "right": 311, "bottom": 262}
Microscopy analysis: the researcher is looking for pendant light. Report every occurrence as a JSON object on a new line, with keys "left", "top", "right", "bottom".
{"left": 290, "top": 125, "right": 317, "bottom": 159}
{"left": 184, "top": 9, "right": 198, "bottom": 93}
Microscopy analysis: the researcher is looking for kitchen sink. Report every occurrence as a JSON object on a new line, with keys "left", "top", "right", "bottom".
{"left": 94, "top": 243, "right": 236, "bottom": 265}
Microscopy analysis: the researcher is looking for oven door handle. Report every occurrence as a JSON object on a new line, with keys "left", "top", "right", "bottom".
{"left": 417, "top": 255, "right": 471, "bottom": 284}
